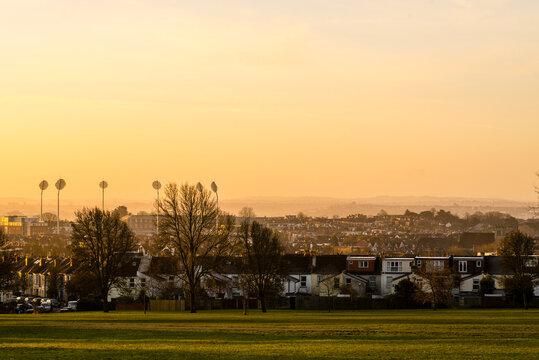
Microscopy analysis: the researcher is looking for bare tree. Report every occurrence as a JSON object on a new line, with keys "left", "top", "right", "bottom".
{"left": 158, "top": 183, "right": 234, "bottom": 313}
{"left": 238, "top": 220, "right": 286, "bottom": 313}
{"left": 0, "top": 229, "right": 17, "bottom": 295}
{"left": 415, "top": 268, "right": 457, "bottom": 310}
{"left": 71, "top": 207, "right": 137, "bottom": 312}
{"left": 239, "top": 206, "right": 256, "bottom": 219}
{"left": 498, "top": 231, "right": 538, "bottom": 309}
{"left": 318, "top": 274, "right": 341, "bottom": 312}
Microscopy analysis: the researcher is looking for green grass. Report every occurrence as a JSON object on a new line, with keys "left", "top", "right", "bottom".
{"left": 0, "top": 309, "right": 538, "bottom": 359}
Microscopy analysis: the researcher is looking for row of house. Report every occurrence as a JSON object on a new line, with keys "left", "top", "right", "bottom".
{"left": 273, "top": 254, "right": 538, "bottom": 299}
{"left": 3, "top": 253, "right": 537, "bottom": 304}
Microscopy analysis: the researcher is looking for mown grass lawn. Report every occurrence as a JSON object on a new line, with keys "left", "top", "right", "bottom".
{"left": 0, "top": 309, "right": 538, "bottom": 359}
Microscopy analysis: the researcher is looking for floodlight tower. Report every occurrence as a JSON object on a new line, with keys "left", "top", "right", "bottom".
{"left": 99, "top": 180, "right": 108, "bottom": 212}
{"left": 39, "top": 180, "right": 48, "bottom": 222}
{"left": 55, "top": 179, "right": 66, "bottom": 234}
{"left": 211, "top": 181, "right": 218, "bottom": 229}
{"left": 152, "top": 180, "right": 162, "bottom": 234}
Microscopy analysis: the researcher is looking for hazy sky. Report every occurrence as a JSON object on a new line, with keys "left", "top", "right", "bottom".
{"left": 1, "top": 0, "right": 538, "bottom": 204}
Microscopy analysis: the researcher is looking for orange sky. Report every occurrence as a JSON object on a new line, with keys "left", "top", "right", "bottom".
{"left": 1, "top": 0, "right": 538, "bottom": 204}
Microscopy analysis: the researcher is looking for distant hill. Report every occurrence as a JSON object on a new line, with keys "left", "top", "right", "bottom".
{"left": 0, "top": 195, "right": 534, "bottom": 220}
{"left": 220, "top": 196, "right": 534, "bottom": 219}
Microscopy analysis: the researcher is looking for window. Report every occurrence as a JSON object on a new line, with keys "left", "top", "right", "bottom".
{"left": 349, "top": 261, "right": 353, "bottom": 265}
{"left": 334, "top": 278, "right": 340, "bottom": 289}
{"left": 416, "top": 260, "right": 421, "bottom": 267}
{"left": 472, "top": 279, "right": 479, "bottom": 291}
{"left": 317, "top": 275, "right": 323, "bottom": 286}
{"left": 130, "top": 278, "right": 135, "bottom": 288}
{"left": 369, "top": 276, "right": 376, "bottom": 290}
{"left": 458, "top": 261, "right": 467, "bottom": 273}
{"left": 345, "top": 278, "right": 352, "bottom": 286}
{"left": 524, "top": 258, "right": 538, "bottom": 267}
{"left": 433, "top": 260, "right": 444, "bottom": 269}
{"left": 476, "top": 260, "right": 482, "bottom": 268}
{"left": 358, "top": 261, "right": 368, "bottom": 268}
{"left": 426, "top": 260, "right": 444, "bottom": 272}
{"left": 300, "top": 275, "right": 307, "bottom": 287}
{"left": 387, "top": 261, "right": 402, "bottom": 272}
{"left": 386, "top": 277, "right": 393, "bottom": 289}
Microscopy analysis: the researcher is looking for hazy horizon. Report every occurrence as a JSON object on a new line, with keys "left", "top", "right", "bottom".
{"left": 0, "top": 193, "right": 534, "bottom": 220}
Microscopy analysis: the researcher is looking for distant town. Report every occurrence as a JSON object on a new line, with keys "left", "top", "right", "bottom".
{"left": 2, "top": 206, "right": 537, "bottom": 258}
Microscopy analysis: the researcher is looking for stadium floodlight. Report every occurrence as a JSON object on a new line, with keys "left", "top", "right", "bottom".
{"left": 211, "top": 181, "right": 219, "bottom": 229}
{"left": 152, "top": 180, "right": 162, "bottom": 234}
{"left": 55, "top": 179, "right": 66, "bottom": 234}
{"left": 99, "top": 180, "right": 108, "bottom": 212}
{"left": 39, "top": 180, "right": 48, "bottom": 222}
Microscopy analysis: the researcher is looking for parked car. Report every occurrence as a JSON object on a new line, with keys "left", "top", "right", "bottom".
{"left": 41, "top": 299, "right": 60, "bottom": 312}
{"left": 67, "top": 301, "right": 78, "bottom": 311}
{"left": 24, "top": 297, "right": 34, "bottom": 304}
{"left": 60, "top": 301, "right": 78, "bottom": 312}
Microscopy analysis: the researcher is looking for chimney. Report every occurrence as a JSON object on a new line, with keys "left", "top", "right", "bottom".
{"left": 311, "top": 255, "right": 316, "bottom": 269}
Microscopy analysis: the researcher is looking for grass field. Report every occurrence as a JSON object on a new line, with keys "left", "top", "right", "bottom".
{"left": 0, "top": 309, "right": 538, "bottom": 359}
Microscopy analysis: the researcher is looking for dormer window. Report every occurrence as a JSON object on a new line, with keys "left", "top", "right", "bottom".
{"left": 387, "top": 261, "right": 402, "bottom": 272}
{"left": 416, "top": 260, "right": 421, "bottom": 267}
{"left": 358, "top": 261, "right": 368, "bottom": 268}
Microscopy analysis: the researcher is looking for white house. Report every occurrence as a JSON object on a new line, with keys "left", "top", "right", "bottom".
{"left": 381, "top": 257, "right": 414, "bottom": 295}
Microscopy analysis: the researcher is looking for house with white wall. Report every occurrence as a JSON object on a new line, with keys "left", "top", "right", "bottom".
{"left": 381, "top": 257, "right": 414, "bottom": 295}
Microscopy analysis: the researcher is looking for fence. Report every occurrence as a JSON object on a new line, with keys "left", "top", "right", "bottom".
{"left": 150, "top": 300, "right": 185, "bottom": 311}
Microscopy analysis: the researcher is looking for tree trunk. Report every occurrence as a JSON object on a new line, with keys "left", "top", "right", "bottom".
{"left": 243, "top": 295, "right": 248, "bottom": 316}
{"left": 523, "top": 289, "right": 528, "bottom": 310}
{"left": 328, "top": 297, "right": 331, "bottom": 313}
{"left": 260, "top": 292, "right": 267, "bottom": 313}
{"left": 103, "top": 293, "right": 109, "bottom": 313}
{"left": 190, "top": 289, "right": 196, "bottom": 313}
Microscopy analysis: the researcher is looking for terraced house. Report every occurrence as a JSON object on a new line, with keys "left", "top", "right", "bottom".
{"left": 5, "top": 253, "right": 538, "bottom": 305}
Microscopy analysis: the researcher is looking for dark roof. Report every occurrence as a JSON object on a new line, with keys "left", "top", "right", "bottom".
{"left": 460, "top": 232, "right": 495, "bottom": 248}
{"left": 343, "top": 272, "right": 368, "bottom": 283}
{"left": 313, "top": 255, "right": 347, "bottom": 274}
{"left": 217, "top": 257, "right": 242, "bottom": 274}
{"left": 484, "top": 256, "right": 506, "bottom": 275}
{"left": 282, "top": 254, "right": 312, "bottom": 274}
{"left": 148, "top": 256, "right": 179, "bottom": 275}
{"left": 117, "top": 256, "right": 141, "bottom": 277}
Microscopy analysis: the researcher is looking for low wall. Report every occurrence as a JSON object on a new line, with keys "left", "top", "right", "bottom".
{"left": 116, "top": 303, "right": 145, "bottom": 311}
